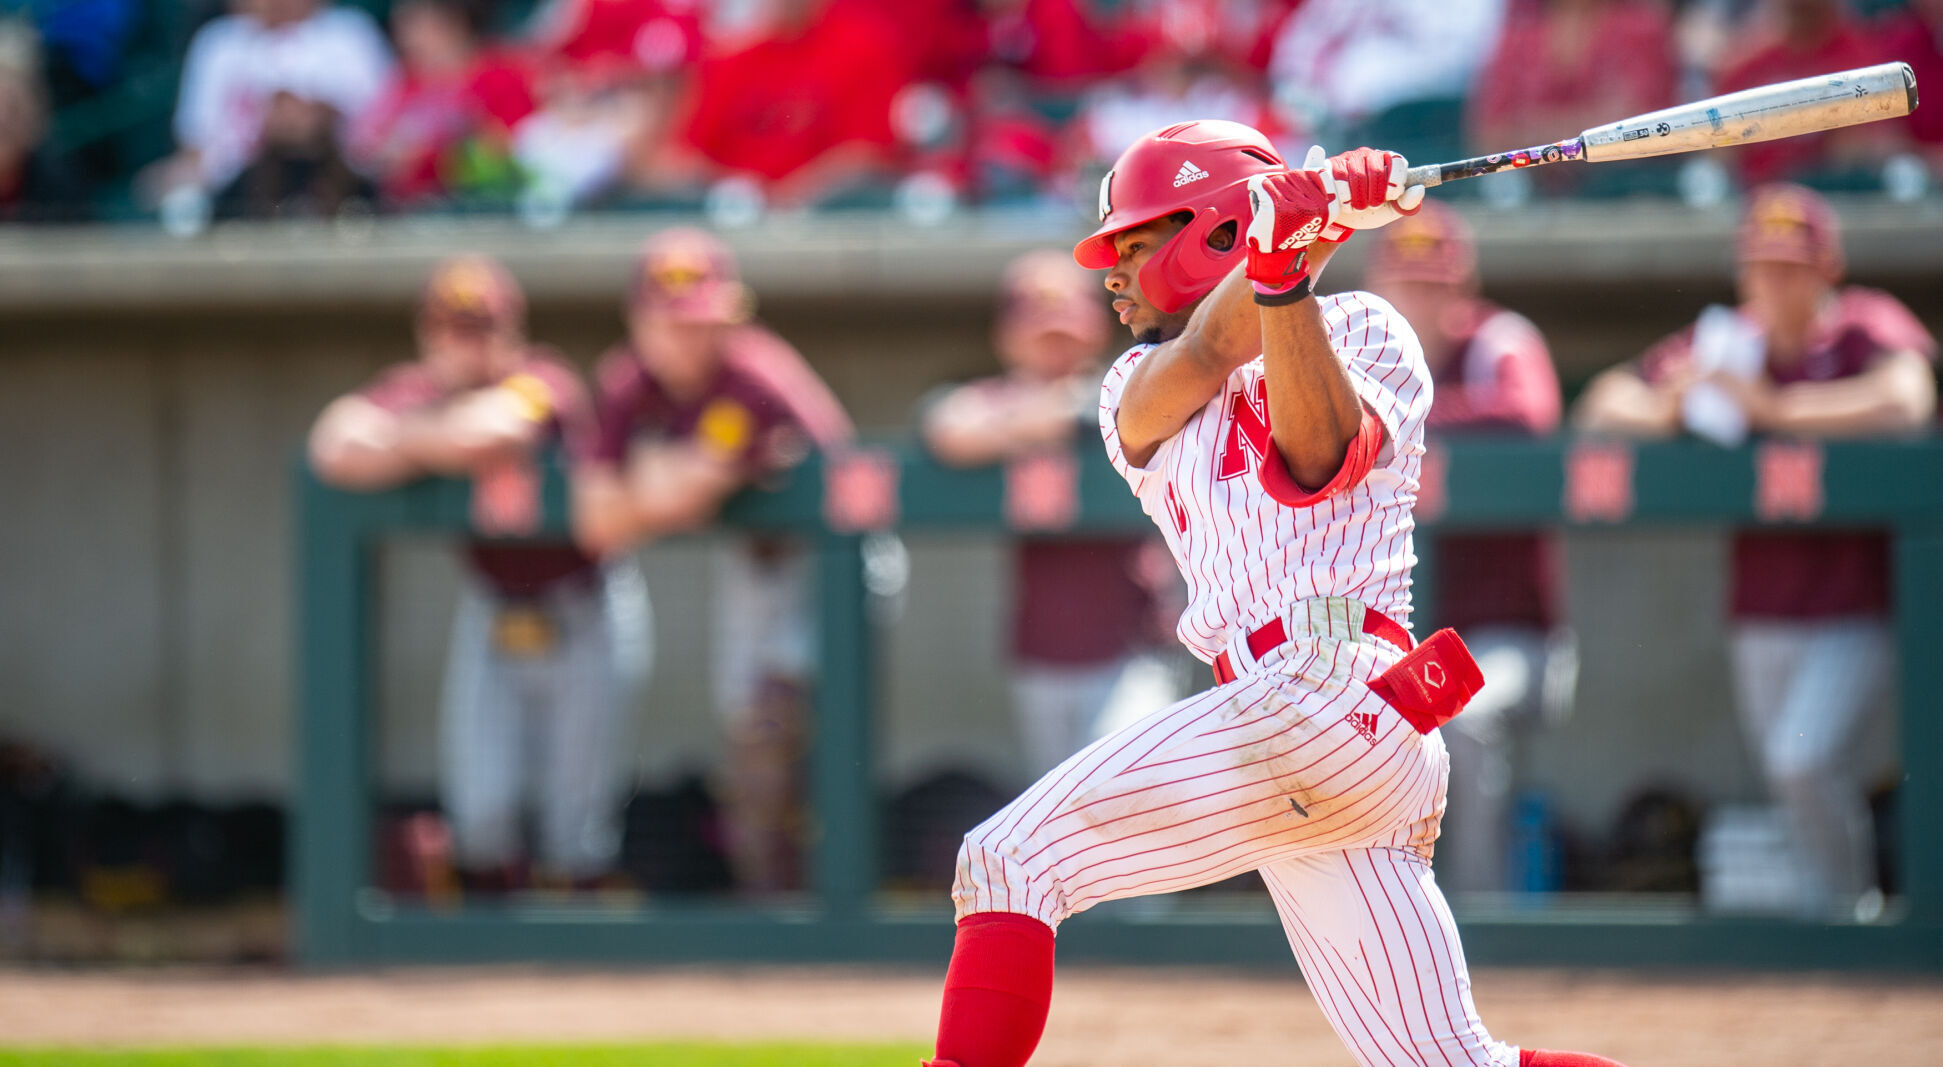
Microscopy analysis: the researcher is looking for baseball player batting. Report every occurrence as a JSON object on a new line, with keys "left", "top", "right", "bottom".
{"left": 921, "top": 121, "right": 1625, "bottom": 1067}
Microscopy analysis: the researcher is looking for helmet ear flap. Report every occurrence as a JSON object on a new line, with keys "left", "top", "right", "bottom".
{"left": 1138, "top": 205, "right": 1249, "bottom": 313}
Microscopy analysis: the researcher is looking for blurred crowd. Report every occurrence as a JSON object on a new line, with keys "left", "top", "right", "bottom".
{"left": 3, "top": 0, "right": 1943, "bottom": 225}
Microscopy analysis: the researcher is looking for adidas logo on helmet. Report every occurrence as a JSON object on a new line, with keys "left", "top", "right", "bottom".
{"left": 1073, "top": 120, "right": 1285, "bottom": 314}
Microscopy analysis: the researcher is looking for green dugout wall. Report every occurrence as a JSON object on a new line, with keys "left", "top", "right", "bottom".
{"left": 295, "top": 438, "right": 1943, "bottom": 969}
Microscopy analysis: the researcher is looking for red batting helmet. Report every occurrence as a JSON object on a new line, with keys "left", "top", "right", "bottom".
{"left": 1073, "top": 120, "right": 1286, "bottom": 313}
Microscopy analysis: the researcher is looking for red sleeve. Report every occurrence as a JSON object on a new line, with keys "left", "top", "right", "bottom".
{"left": 1257, "top": 406, "right": 1385, "bottom": 508}
{"left": 1427, "top": 314, "right": 1562, "bottom": 434}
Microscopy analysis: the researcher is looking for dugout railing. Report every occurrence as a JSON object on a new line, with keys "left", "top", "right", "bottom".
{"left": 294, "top": 438, "right": 1943, "bottom": 969}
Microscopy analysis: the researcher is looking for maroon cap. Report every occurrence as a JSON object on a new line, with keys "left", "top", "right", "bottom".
{"left": 631, "top": 226, "right": 750, "bottom": 323}
{"left": 420, "top": 255, "right": 525, "bottom": 329}
{"left": 1365, "top": 201, "right": 1476, "bottom": 287}
{"left": 997, "top": 249, "right": 1108, "bottom": 347}
{"left": 1737, "top": 183, "right": 1843, "bottom": 275}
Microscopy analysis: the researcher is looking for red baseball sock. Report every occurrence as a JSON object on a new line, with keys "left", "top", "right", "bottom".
{"left": 1521, "top": 1049, "right": 1628, "bottom": 1067}
{"left": 931, "top": 912, "right": 1056, "bottom": 1067}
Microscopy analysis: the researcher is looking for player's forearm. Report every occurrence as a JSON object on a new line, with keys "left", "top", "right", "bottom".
{"left": 1572, "top": 371, "right": 1681, "bottom": 437}
{"left": 387, "top": 418, "right": 483, "bottom": 474}
{"left": 571, "top": 469, "right": 642, "bottom": 557}
{"left": 309, "top": 437, "right": 425, "bottom": 490}
{"left": 307, "top": 402, "right": 429, "bottom": 490}
{"left": 925, "top": 393, "right": 1074, "bottom": 468}
{"left": 1762, "top": 358, "right": 1937, "bottom": 436}
{"left": 626, "top": 448, "right": 741, "bottom": 536}
{"left": 1115, "top": 268, "right": 1268, "bottom": 465}
{"left": 924, "top": 420, "right": 1013, "bottom": 467}
{"left": 1261, "top": 296, "right": 1362, "bottom": 489}
{"left": 404, "top": 399, "right": 548, "bottom": 472}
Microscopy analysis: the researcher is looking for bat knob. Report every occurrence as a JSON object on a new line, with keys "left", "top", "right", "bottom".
{"left": 1902, "top": 61, "right": 1919, "bottom": 114}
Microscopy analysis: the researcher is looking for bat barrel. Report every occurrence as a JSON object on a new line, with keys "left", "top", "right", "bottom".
{"left": 1579, "top": 61, "right": 1917, "bottom": 164}
{"left": 1395, "top": 62, "right": 1915, "bottom": 191}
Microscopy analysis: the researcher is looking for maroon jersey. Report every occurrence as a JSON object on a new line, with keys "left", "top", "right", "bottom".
{"left": 1640, "top": 287, "right": 1937, "bottom": 619}
{"left": 588, "top": 345, "right": 813, "bottom": 480}
{"left": 719, "top": 325, "right": 855, "bottom": 452}
{"left": 1012, "top": 538, "right": 1155, "bottom": 666}
{"left": 357, "top": 350, "right": 599, "bottom": 596}
{"left": 1427, "top": 302, "right": 1564, "bottom": 631}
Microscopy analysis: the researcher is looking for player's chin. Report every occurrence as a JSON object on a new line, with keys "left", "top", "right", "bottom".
{"left": 1126, "top": 308, "right": 1165, "bottom": 346}
{"left": 1129, "top": 306, "right": 1188, "bottom": 347}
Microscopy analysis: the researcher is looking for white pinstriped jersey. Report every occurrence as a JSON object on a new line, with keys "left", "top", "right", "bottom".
{"left": 954, "top": 290, "right": 1519, "bottom": 1067}
{"left": 1099, "top": 290, "right": 1433, "bottom": 664}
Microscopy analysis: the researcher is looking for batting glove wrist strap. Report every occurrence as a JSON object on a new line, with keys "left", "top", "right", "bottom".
{"left": 1253, "top": 274, "right": 1315, "bottom": 306}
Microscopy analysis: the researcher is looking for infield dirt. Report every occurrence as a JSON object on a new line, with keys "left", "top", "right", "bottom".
{"left": 1, "top": 965, "right": 1940, "bottom": 1065}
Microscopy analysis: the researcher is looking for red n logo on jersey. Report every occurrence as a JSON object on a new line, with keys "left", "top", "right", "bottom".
{"left": 1216, "top": 378, "right": 1272, "bottom": 481}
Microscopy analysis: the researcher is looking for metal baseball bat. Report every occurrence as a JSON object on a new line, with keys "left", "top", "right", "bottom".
{"left": 1404, "top": 61, "right": 1918, "bottom": 188}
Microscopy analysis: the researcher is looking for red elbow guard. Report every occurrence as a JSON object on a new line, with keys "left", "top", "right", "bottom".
{"left": 1257, "top": 406, "right": 1384, "bottom": 508}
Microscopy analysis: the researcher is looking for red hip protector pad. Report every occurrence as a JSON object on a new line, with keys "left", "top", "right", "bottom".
{"left": 1366, "top": 628, "right": 1484, "bottom": 734}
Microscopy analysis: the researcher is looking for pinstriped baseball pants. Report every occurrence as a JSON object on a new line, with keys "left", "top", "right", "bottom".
{"left": 952, "top": 629, "right": 1517, "bottom": 1067}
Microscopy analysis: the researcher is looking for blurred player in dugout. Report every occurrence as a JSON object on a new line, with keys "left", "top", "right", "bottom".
{"left": 922, "top": 250, "right": 1183, "bottom": 780}
{"left": 575, "top": 227, "right": 853, "bottom": 895}
{"left": 1577, "top": 183, "right": 1937, "bottom": 921}
{"left": 308, "top": 256, "right": 647, "bottom": 893}
{"left": 1362, "top": 204, "right": 1576, "bottom": 896}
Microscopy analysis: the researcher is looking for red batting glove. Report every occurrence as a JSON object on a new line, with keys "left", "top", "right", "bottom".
{"left": 1319, "top": 147, "right": 1426, "bottom": 242}
{"left": 1243, "top": 156, "right": 1337, "bottom": 300}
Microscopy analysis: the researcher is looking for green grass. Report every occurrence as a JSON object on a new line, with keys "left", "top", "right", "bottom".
{"left": 0, "top": 1044, "right": 930, "bottom": 1066}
